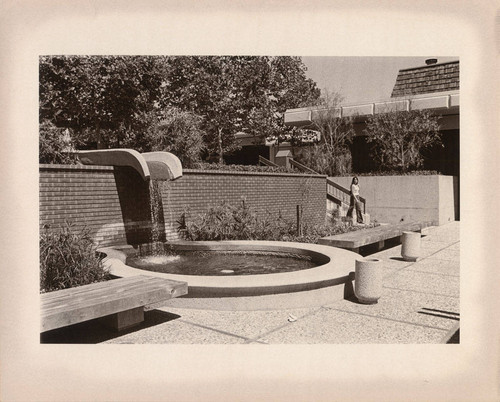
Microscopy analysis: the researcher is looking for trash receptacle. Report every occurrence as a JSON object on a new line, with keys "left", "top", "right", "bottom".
{"left": 401, "top": 231, "right": 421, "bottom": 262}
{"left": 354, "top": 258, "right": 382, "bottom": 304}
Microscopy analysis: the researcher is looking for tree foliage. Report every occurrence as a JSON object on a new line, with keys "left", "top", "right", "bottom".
{"left": 39, "top": 55, "right": 320, "bottom": 162}
{"left": 39, "top": 120, "right": 77, "bottom": 164}
{"left": 295, "top": 91, "right": 355, "bottom": 176}
{"left": 364, "top": 108, "right": 441, "bottom": 172}
{"left": 162, "top": 56, "right": 320, "bottom": 162}
{"left": 143, "top": 107, "right": 205, "bottom": 168}
{"left": 39, "top": 55, "right": 170, "bottom": 149}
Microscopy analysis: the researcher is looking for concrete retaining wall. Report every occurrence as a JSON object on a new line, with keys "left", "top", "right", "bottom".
{"left": 40, "top": 164, "right": 326, "bottom": 246}
{"left": 332, "top": 175, "right": 458, "bottom": 225}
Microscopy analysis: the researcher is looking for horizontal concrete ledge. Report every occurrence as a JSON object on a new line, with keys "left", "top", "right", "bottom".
{"left": 284, "top": 90, "right": 460, "bottom": 126}
{"left": 319, "top": 221, "right": 435, "bottom": 250}
{"left": 99, "top": 241, "right": 360, "bottom": 298}
{"left": 39, "top": 164, "right": 326, "bottom": 179}
{"left": 183, "top": 169, "right": 326, "bottom": 179}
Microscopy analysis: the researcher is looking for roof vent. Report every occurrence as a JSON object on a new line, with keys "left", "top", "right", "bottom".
{"left": 425, "top": 58, "right": 438, "bottom": 65}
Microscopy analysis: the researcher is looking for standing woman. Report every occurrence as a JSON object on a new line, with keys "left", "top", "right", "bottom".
{"left": 347, "top": 176, "right": 364, "bottom": 224}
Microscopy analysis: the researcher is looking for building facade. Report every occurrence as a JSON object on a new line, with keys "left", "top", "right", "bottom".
{"left": 283, "top": 60, "right": 459, "bottom": 177}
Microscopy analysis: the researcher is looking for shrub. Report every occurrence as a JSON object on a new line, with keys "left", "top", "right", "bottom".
{"left": 295, "top": 145, "right": 352, "bottom": 176}
{"left": 180, "top": 200, "right": 377, "bottom": 243}
{"left": 40, "top": 222, "right": 109, "bottom": 293}
{"left": 364, "top": 109, "right": 441, "bottom": 172}
{"left": 181, "top": 200, "right": 257, "bottom": 241}
{"left": 190, "top": 162, "right": 294, "bottom": 174}
{"left": 144, "top": 107, "right": 206, "bottom": 168}
{"left": 335, "top": 170, "right": 440, "bottom": 177}
{"left": 293, "top": 90, "right": 354, "bottom": 176}
{"left": 39, "top": 120, "right": 77, "bottom": 164}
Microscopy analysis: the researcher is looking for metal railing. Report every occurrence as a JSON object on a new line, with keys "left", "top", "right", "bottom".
{"left": 261, "top": 155, "right": 367, "bottom": 215}
{"left": 326, "top": 178, "right": 366, "bottom": 214}
{"left": 258, "top": 155, "right": 279, "bottom": 167}
{"left": 289, "top": 158, "right": 320, "bottom": 175}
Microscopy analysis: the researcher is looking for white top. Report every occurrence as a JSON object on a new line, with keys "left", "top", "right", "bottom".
{"left": 351, "top": 183, "right": 360, "bottom": 197}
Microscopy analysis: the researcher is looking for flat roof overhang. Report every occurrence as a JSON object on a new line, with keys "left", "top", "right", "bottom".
{"left": 284, "top": 90, "right": 460, "bottom": 128}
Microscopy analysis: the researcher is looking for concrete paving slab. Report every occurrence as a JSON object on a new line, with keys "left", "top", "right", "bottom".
{"left": 156, "top": 307, "right": 320, "bottom": 340}
{"left": 421, "top": 228, "right": 460, "bottom": 243}
{"left": 105, "top": 318, "right": 246, "bottom": 344}
{"left": 262, "top": 308, "right": 449, "bottom": 344}
{"left": 420, "top": 241, "right": 453, "bottom": 256}
{"left": 427, "top": 248, "right": 460, "bottom": 262}
{"left": 383, "top": 270, "right": 459, "bottom": 297}
{"left": 406, "top": 258, "right": 459, "bottom": 276}
{"left": 326, "top": 288, "right": 459, "bottom": 330}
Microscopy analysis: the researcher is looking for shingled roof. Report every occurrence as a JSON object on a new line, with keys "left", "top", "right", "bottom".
{"left": 391, "top": 60, "right": 459, "bottom": 98}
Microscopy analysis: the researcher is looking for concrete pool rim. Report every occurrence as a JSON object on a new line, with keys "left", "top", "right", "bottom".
{"left": 99, "top": 240, "right": 360, "bottom": 297}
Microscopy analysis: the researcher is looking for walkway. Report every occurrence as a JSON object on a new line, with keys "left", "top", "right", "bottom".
{"left": 41, "top": 222, "right": 460, "bottom": 344}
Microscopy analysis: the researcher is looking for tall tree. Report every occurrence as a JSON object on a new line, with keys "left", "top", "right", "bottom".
{"left": 268, "top": 56, "right": 321, "bottom": 114}
{"left": 163, "top": 56, "right": 320, "bottom": 162}
{"left": 294, "top": 91, "right": 355, "bottom": 176}
{"left": 40, "top": 55, "right": 321, "bottom": 162}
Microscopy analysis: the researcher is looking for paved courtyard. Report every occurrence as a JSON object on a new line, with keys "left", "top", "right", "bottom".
{"left": 42, "top": 221, "right": 460, "bottom": 344}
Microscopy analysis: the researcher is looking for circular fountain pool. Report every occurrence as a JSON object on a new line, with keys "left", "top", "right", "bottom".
{"left": 99, "top": 240, "right": 359, "bottom": 297}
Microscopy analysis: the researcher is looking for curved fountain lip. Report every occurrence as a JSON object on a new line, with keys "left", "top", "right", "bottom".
{"left": 77, "top": 148, "right": 182, "bottom": 181}
{"left": 99, "top": 240, "right": 359, "bottom": 297}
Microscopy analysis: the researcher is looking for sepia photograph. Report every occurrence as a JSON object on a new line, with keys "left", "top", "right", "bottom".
{"left": 39, "top": 55, "right": 460, "bottom": 345}
{"left": 1, "top": 1, "right": 498, "bottom": 401}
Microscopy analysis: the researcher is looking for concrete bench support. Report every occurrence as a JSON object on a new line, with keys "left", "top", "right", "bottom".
{"left": 99, "top": 307, "right": 145, "bottom": 331}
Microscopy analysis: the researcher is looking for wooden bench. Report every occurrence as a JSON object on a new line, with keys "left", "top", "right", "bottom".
{"left": 41, "top": 275, "right": 188, "bottom": 332}
{"left": 318, "top": 221, "right": 434, "bottom": 253}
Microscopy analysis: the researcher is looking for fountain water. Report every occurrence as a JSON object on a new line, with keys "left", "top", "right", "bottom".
{"left": 148, "top": 179, "right": 164, "bottom": 253}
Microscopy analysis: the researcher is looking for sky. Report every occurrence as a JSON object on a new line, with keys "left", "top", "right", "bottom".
{"left": 301, "top": 56, "right": 458, "bottom": 105}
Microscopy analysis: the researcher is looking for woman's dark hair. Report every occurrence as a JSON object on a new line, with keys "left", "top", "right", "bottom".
{"left": 351, "top": 176, "right": 359, "bottom": 184}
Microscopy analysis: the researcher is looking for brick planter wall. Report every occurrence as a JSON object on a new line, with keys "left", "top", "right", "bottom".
{"left": 40, "top": 164, "right": 326, "bottom": 246}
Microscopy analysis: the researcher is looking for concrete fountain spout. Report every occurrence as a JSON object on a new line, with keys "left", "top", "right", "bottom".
{"left": 142, "top": 152, "right": 182, "bottom": 181}
{"left": 77, "top": 149, "right": 182, "bottom": 181}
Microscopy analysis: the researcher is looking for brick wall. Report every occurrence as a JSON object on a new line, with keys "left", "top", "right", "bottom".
{"left": 40, "top": 164, "right": 326, "bottom": 246}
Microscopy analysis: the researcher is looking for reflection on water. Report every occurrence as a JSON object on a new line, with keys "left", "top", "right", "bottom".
{"left": 127, "top": 251, "right": 317, "bottom": 276}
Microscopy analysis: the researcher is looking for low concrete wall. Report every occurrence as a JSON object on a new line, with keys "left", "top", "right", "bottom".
{"left": 332, "top": 175, "right": 458, "bottom": 225}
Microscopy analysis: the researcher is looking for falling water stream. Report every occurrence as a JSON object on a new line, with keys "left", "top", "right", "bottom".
{"left": 148, "top": 179, "right": 164, "bottom": 255}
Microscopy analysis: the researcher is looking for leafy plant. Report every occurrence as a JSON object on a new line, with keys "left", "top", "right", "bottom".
{"left": 39, "top": 120, "right": 77, "bottom": 164}
{"left": 364, "top": 108, "right": 441, "bottom": 172}
{"left": 294, "top": 90, "right": 355, "bottom": 176}
{"left": 144, "top": 107, "right": 206, "bottom": 168}
{"left": 39, "top": 56, "right": 321, "bottom": 158}
{"left": 39, "top": 55, "right": 170, "bottom": 149}
{"left": 179, "top": 200, "right": 377, "bottom": 243}
{"left": 191, "top": 162, "right": 294, "bottom": 174}
{"left": 40, "top": 222, "right": 109, "bottom": 293}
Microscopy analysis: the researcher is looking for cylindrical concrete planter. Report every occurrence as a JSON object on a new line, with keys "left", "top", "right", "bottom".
{"left": 354, "top": 258, "right": 382, "bottom": 304}
{"left": 401, "top": 231, "right": 421, "bottom": 262}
